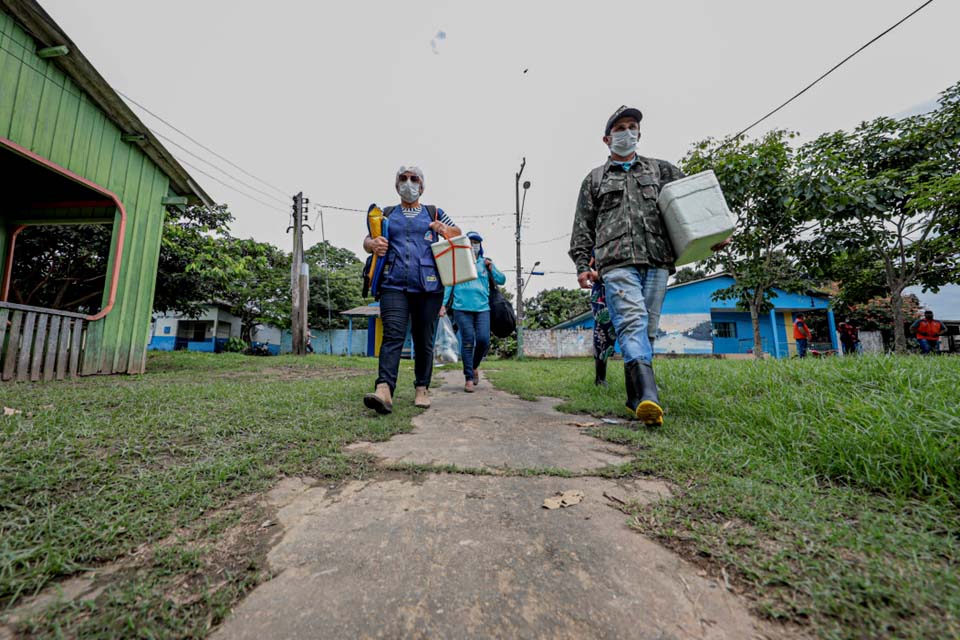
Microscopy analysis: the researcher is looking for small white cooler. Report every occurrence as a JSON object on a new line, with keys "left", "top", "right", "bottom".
{"left": 657, "top": 170, "right": 735, "bottom": 266}
{"left": 431, "top": 235, "right": 478, "bottom": 287}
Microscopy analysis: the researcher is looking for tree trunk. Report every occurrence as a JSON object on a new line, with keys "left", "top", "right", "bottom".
{"left": 890, "top": 287, "right": 907, "bottom": 354}
{"left": 749, "top": 299, "right": 763, "bottom": 360}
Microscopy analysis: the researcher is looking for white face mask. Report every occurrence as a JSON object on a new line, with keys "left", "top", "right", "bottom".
{"left": 609, "top": 129, "right": 638, "bottom": 156}
{"left": 471, "top": 244, "right": 481, "bottom": 259}
{"left": 398, "top": 181, "right": 420, "bottom": 203}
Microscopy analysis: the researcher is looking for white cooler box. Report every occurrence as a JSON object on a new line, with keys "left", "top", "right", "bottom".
{"left": 657, "top": 170, "right": 735, "bottom": 266}
{"left": 431, "top": 235, "right": 478, "bottom": 287}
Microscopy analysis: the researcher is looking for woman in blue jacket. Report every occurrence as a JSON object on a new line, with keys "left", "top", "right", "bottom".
{"left": 441, "top": 232, "right": 506, "bottom": 392}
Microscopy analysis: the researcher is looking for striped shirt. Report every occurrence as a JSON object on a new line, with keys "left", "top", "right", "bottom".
{"left": 401, "top": 205, "right": 455, "bottom": 226}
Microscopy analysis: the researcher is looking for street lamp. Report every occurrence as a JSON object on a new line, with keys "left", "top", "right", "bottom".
{"left": 522, "top": 261, "right": 542, "bottom": 295}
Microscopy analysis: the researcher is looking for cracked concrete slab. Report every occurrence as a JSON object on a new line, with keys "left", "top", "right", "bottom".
{"left": 212, "top": 474, "right": 777, "bottom": 640}
{"left": 347, "top": 371, "right": 631, "bottom": 472}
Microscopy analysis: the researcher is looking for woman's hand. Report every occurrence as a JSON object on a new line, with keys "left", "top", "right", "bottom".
{"left": 484, "top": 258, "right": 492, "bottom": 268}
{"left": 439, "top": 306, "right": 447, "bottom": 318}
{"left": 429, "top": 221, "right": 452, "bottom": 238}
{"left": 370, "top": 236, "right": 389, "bottom": 256}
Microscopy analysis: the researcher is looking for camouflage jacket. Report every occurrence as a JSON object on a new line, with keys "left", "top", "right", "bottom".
{"left": 569, "top": 156, "right": 684, "bottom": 276}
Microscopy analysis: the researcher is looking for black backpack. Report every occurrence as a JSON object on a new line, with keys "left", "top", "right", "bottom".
{"left": 487, "top": 270, "right": 517, "bottom": 338}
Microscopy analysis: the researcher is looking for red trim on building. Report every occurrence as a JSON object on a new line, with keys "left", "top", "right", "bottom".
{"left": 0, "top": 136, "right": 126, "bottom": 321}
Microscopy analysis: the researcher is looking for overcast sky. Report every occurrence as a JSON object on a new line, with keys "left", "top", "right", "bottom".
{"left": 42, "top": 0, "right": 960, "bottom": 301}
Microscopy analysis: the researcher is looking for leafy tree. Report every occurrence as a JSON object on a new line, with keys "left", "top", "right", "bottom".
{"left": 7, "top": 225, "right": 110, "bottom": 313}
{"left": 523, "top": 287, "right": 590, "bottom": 329}
{"left": 842, "top": 294, "right": 922, "bottom": 334}
{"left": 304, "top": 241, "right": 366, "bottom": 330}
{"left": 794, "top": 81, "right": 960, "bottom": 352}
{"left": 671, "top": 266, "right": 709, "bottom": 285}
{"left": 681, "top": 130, "right": 812, "bottom": 358}
{"left": 154, "top": 204, "right": 234, "bottom": 317}
{"left": 188, "top": 236, "right": 291, "bottom": 341}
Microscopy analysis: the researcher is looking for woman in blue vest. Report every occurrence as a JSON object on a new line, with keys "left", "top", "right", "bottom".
{"left": 362, "top": 166, "right": 460, "bottom": 414}
{"left": 441, "top": 232, "right": 506, "bottom": 392}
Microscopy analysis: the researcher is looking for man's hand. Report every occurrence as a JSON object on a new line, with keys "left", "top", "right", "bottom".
{"left": 439, "top": 306, "right": 447, "bottom": 318}
{"left": 577, "top": 270, "right": 598, "bottom": 289}
{"left": 371, "top": 236, "right": 389, "bottom": 257}
{"left": 711, "top": 237, "right": 733, "bottom": 252}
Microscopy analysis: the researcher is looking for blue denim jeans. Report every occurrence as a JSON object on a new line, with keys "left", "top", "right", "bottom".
{"left": 796, "top": 339, "right": 808, "bottom": 358}
{"left": 453, "top": 309, "right": 490, "bottom": 381}
{"left": 602, "top": 266, "right": 669, "bottom": 364}
{"left": 918, "top": 339, "right": 939, "bottom": 355}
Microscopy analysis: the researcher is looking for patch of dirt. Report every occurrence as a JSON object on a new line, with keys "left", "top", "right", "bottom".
{"left": 220, "top": 366, "right": 369, "bottom": 381}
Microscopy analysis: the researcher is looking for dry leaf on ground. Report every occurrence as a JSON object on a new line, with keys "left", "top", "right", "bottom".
{"left": 3, "top": 407, "right": 22, "bottom": 417}
{"left": 543, "top": 490, "right": 585, "bottom": 510}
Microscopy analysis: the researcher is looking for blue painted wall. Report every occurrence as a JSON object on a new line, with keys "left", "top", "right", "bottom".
{"left": 149, "top": 336, "right": 176, "bottom": 351}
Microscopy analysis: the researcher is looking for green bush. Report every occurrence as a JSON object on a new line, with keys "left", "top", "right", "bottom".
{"left": 223, "top": 337, "right": 247, "bottom": 353}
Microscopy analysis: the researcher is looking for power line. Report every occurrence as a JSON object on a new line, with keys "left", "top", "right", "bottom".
{"left": 151, "top": 129, "right": 289, "bottom": 207}
{"left": 732, "top": 0, "right": 935, "bottom": 139}
{"left": 525, "top": 232, "right": 569, "bottom": 246}
{"left": 117, "top": 90, "right": 291, "bottom": 198}
{"left": 172, "top": 156, "right": 290, "bottom": 214}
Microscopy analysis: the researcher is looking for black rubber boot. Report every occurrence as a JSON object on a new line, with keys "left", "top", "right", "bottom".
{"left": 594, "top": 358, "right": 608, "bottom": 387}
{"left": 624, "top": 360, "right": 663, "bottom": 426}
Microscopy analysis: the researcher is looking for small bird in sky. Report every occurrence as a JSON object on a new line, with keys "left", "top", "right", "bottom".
{"left": 523, "top": 68, "right": 529, "bottom": 74}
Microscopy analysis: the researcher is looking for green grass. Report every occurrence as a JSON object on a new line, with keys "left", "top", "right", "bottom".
{"left": 487, "top": 355, "right": 960, "bottom": 639}
{"left": 0, "top": 352, "right": 415, "bottom": 629}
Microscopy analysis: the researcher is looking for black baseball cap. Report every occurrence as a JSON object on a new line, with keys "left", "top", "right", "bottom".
{"left": 605, "top": 105, "right": 643, "bottom": 136}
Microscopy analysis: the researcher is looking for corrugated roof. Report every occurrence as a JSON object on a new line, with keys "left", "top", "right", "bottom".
{"left": 341, "top": 304, "right": 380, "bottom": 317}
{"left": 1, "top": 0, "right": 213, "bottom": 205}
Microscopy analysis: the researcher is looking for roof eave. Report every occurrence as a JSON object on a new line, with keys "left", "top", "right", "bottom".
{"left": 1, "top": 0, "right": 214, "bottom": 206}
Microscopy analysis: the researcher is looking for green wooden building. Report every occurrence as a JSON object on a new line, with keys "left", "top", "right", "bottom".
{"left": 0, "top": 0, "right": 211, "bottom": 380}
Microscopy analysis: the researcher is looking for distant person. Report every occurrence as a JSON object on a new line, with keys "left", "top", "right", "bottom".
{"left": 838, "top": 320, "right": 860, "bottom": 355}
{"left": 569, "top": 105, "right": 728, "bottom": 425}
{"left": 361, "top": 165, "right": 461, "bottom": 414}
{"left": 793, "top": 313, "right": 812, "bottom": 358}
{"left": 440, "top": 232, "right": 506, "bottom": 392}
{"left": 584, "top": 256, "right": 617, "bottom": 387}
{"left": 911, "top": 310, "right": 947, "bottom": 355}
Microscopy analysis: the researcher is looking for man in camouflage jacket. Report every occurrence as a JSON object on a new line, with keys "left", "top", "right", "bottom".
{"left": 568, "top": 105, "right": 684, "bottom": 426}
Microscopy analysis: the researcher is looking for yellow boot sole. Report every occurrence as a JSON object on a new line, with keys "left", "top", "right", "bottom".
{"left": 635, "top": 400, "right": 663, "bottom": 426}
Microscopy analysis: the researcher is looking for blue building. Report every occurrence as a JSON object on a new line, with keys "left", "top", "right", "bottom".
{"left": 553, "top": 274, "right": 837, "bottom": 358}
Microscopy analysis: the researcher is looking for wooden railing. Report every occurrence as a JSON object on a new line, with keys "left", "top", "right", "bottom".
{"left": 0, "top": 303, "right": 87, "bottom": 382}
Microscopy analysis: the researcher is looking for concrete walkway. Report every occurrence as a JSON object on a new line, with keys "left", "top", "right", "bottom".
{"left": 212, "top": 371, "right": 786, "bottom": 640}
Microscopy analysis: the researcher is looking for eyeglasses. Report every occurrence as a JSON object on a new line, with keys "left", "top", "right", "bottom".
{"left": 398, "top": 175, "right": 422, "bottom": 184}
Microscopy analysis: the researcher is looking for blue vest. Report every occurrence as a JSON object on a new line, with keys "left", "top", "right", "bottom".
{"left": 380, "top": 205, "right": 442, "bottom": 293}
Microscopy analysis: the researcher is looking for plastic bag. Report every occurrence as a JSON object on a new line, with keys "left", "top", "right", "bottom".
{"left": 435, "top": 316, "right": 459, "bottom": 364}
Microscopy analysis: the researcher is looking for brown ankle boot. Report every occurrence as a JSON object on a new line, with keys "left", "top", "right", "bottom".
{"left": 363, "top": 383, "right": 393, "bottom": 415}
{"left": 464, "top": 380, "right": 475, "bottom": 393}
{"left": 414, "top": 386, "right": 431, "bottom": 408}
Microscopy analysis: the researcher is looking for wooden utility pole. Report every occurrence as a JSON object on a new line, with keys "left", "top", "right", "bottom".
{"left": 514, "top": 158, "right": 526, "bottom": 359}
{"left": 289, "top": 192, "right": 309, "bottom": 355}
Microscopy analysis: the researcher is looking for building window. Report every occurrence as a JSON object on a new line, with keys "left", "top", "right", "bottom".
{"left": 713, "top": 322, "right": 737, "bottom": 338}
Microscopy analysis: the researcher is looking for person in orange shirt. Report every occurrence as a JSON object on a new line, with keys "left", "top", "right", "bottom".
{"left": 793, "top": 313, "right": 812, "bottom": 358}
{"left": 910, "top": 310, "right": 947, "bottom": 355}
